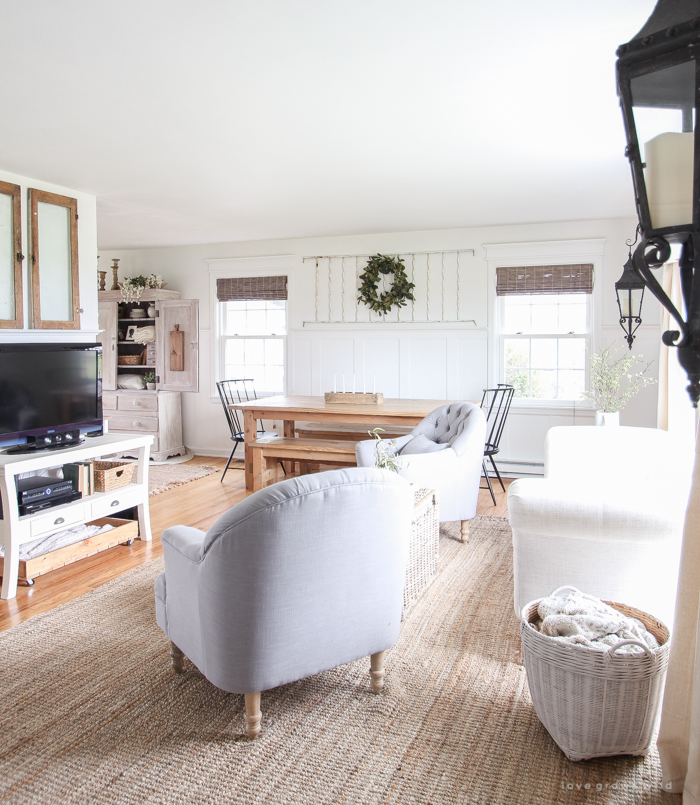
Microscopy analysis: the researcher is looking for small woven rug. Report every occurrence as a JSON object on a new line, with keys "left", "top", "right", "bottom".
{"left": 148, "top": 463, "right": 218, "bottom": 496}
{"left": 0, "top": 517, "right": 676, "bottom": 805}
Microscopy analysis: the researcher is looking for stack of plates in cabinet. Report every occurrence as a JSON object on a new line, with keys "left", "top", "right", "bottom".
{"left": 146, "top": 343, "right": 156, "bottom": 366}
{"left": 130, "top": 309, "right": 147, "bottom": 319}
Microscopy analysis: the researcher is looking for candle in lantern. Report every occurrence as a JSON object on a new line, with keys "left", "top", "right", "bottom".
{"left": 644, "top": 132, "right": 694, "bottom": 229}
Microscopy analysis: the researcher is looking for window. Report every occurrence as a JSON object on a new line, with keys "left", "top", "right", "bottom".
{"left": 501, "top": 294, "right": 589, "bottom": 401}
{"left": 220, "top": 300, "right": 286, "bottom": 394}
{"left": 497, "top": 264, "right": 593, "bottom": 402}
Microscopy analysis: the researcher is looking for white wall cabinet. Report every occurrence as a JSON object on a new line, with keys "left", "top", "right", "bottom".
{"left": 97, "top": 289, "right": 199, "bottom": 461}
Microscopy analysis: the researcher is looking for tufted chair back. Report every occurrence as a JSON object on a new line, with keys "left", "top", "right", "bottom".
{"left": 400, "top": 402, "right": 481, "bottom": 456}
{"left": 356, "top": 401, "right": 486, "bottom": 528}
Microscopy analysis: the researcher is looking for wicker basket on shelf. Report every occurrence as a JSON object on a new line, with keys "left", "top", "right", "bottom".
{"left": 520, "top": 585, "right": 670, "bottom": 761}
{"left": 118, "top": 351, "right": 145, "bottom": 366}
{"left": 94, "top": 461, "right": 135, "bottom": 492}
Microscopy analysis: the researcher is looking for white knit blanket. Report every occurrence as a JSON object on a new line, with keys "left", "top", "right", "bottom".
{"left": 533, "top": 588, "right": 659, "bottom": 654}
{"left": 0, "top": 523, "right": 115, "bottom": 561}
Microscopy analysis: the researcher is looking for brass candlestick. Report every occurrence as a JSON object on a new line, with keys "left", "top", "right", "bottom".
{"left": 111, "top": 258, "right": 120, "bottom": 291}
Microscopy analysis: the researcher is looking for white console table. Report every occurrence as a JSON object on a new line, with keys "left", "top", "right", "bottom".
{"left": 0, "top": 433, "right": 153, "bottom": 600}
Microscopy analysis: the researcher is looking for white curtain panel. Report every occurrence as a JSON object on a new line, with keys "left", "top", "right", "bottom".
{"left": 657, "top": 416, "right": 700, "bottom": 803}
{"left": 657, "top": 262, "right": 696, "bottom": 455}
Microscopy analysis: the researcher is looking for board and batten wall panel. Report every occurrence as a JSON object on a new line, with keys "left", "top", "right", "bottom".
{"left": 407, "top": 337, "right": 447, "bottom": 399}
{"left": 290, "top": 329, "right": 487, "bottom": 403}
{"left": 363, "top": 338, "right": 401, "bottom": 398}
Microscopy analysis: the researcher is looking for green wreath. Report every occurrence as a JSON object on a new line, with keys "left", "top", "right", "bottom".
{"left": 357, "top": 254, "right": 416, "bottom": 315}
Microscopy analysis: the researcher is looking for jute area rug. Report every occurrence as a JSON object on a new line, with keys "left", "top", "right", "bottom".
{"left": 0, "top": 517, "right": 675, "bottom": 805}
{"left": 148, "top": 463, "right": 218, "bottom": 496}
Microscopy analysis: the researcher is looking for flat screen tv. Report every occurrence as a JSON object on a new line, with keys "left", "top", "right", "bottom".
{"left": 0, "top": 343, "right": 103, "bottom": 452}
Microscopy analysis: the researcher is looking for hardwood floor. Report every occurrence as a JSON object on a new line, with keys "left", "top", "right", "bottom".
{"left": 0, "top": 456, "right": 513, "bottom": 632}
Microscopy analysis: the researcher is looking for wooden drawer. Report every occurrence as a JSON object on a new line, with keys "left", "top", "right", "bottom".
{"left": 30, "top": 503, "right": 87, "bottom": 538}
{"left": 106, "top": 415, "right": 158, "bottom": 433}
{"left": 89, "top": 486, "right": 143, "bottom": 519}
{"left": 117, "top": 394, "right": 158, "bottom": 412}
{"left": 19, "top": 517, "right": 139, "bottom": 582}
{"left": 102, "top": 393, "right": 117, "bottom": 410}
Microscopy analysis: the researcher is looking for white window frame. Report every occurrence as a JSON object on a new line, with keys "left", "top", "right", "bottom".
{"left": 218, "top": 301, "right": 287, "bottom": 397}
{"left": 484, "top": 239, "right": 605, "bottom": 408}
{"left": 498, "top": 295, "right": 592, "bottom": 402}
{"left": 207, "top": 255, "right": 298, "bottom": 402}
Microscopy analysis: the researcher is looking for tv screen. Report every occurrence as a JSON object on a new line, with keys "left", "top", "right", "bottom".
{"left": 0, "top": 343, "right": 102, "bottom": 446}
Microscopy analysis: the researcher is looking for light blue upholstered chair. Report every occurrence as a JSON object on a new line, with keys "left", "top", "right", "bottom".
{"left": 355, "top": 402, "right": 487, "bottom": 542}
{"left": 155, "top": 467, "right": 413, "bottom": 739}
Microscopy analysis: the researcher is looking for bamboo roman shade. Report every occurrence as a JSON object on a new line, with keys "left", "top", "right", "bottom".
{"left": 216, "top": 276, "right": 288, "bottom": 301}
{"left": 496, "top": 264, "right": 594, "bottom": 296}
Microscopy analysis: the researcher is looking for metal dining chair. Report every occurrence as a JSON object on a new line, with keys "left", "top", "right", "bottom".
{"left": 479, "top": 384, "right": 514, "bottom": 505}
{"left": 217, "top": 379, "right": 278, "bottom": 482}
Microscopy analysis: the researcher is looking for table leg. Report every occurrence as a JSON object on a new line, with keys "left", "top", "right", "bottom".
{"left": 283, "top": 419, "right": 295, "bottom": 475}
{"left": 244, "top": 410, "right": 257, "bottom": 491}
{"left": 252, "top": 444, "right": 264, "bottom": 492}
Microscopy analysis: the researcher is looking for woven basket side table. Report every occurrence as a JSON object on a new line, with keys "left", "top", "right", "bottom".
{"left": 404, "top": 488, "right": 439, "bottom": 610}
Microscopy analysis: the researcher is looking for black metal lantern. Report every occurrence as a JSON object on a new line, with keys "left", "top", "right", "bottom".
{"left": 616, "top": 0, "right": 700, "bottom": 405}
{"left": 615, "top": 253, "right": 646, "bottom": 349}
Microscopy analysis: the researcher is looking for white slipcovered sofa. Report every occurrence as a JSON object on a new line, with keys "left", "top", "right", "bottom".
{"left": 508, "top": 426, "right": 692, "bottom": 629}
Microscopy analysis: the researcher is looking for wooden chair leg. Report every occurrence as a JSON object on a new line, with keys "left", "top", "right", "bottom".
{"left": 370, "top": 651, "right": 386, "bottom": 694}
{"left": 244, "top": 692, "right": 262, "bottom": 740}
{"left": 170, "top": 641, "right": 185, "bottom": 673}
{"left": 460, "top": 520, "right": 470, "bottom": 543}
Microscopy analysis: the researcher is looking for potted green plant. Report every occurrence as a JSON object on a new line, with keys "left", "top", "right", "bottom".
{"left": 583, "top": 343, "right": 656, "bottom": 425}
{"left": 144, "top": 370, "right": 156, "bottom": 391}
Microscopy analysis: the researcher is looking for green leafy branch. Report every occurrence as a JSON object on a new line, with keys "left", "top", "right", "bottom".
{"left": 369, "top": 427, "right": 401, "bottom": 472}
{"left": 582, "top": 343, "right": 656, "bottom": 413}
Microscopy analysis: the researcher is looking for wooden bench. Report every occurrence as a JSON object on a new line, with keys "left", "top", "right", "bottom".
{"left": 251, "top": 437, "right": 357, "bottom": 491}
{"left": 295, "top": 422, "right": 413, "bottom": 442}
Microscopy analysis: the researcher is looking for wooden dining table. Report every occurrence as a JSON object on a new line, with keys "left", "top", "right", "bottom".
{"left": 230, "top": 395, "right": 460, "bottom": 491}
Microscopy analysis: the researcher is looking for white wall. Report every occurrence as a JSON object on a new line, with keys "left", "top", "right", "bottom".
{"left": 101, "top": 215, "right": 662, "bottom": 468}
{"left": 0, "top": 167, "right": 98, "bottom": 341}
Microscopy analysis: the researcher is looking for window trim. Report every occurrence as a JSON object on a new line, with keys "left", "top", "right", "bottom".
{"left": 484, "top": 239, "right": 605, "bottom": 408}
{"left": 207, "top": 255, "right": 298, "bottom": 403}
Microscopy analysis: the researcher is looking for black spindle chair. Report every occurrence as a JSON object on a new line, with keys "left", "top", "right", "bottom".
{"left": 217, "top": 379, "right": 278, "bottom": 482}
{"left": 479, "top": 384, "right": 515, "bottom": 505}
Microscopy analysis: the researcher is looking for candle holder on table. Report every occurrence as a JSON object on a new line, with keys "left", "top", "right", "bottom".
{"left": 324, "top": 392, "right": 383, "bottom": 405}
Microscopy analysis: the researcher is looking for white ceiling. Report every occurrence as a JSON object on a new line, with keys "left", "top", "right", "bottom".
{"left": 0, "top": 1, "right": 655, "bottom": 249}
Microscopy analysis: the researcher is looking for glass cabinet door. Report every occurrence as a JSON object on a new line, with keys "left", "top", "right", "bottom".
{"left": 29, "top": 188, "right": 80, "bottom": 329}
{"left": 0, "top": 180, "right": 23, "bottom": 328}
